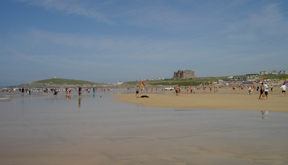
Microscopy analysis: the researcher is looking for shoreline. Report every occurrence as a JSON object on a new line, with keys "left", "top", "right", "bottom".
{"left": 111, "top": 88, "right": 288, "bottom": 113}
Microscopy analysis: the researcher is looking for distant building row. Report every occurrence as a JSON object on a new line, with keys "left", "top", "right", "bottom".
{"left": 173, "top": 70, "right": 195, "bottom": 79}
{"left": 259, "top": 70, "right": 288, "bottom": 76}
{"left": 136, "top": 78, "right": 165, "bottom": 81}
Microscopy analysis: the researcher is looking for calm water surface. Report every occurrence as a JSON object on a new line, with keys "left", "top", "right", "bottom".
{"left": 0, "top": 91, "right": 287, "bottom": 165}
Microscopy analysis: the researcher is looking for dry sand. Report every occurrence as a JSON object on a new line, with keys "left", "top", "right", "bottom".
{"left": 112, "top": 87, "right": 288, "bottom": 113}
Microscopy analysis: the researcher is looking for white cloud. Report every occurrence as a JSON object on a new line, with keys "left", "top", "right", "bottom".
{"left": 10, "top": 30, "right": 204, "bottom": 61}
{"left": 18, "top": 0, "right": 113, "bottom": 24}
{"left": 16, "top": 0, "right": 220, "bottom": 32}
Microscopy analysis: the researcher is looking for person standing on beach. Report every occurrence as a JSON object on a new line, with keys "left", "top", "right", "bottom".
{"left": 135, "top": 86, "right": 140, "bottom": 97}
{"left": 263, "top": 83, "right": 269, "bottom": 100}
{"left": 248, "top": 86, "right": 252, "bottom": 95}
{"left": 259, "top": 83, "right": 264, "bottom": 99}
{"left": 175, "top": 85, "right": 181, "bottom": 96}
{"left": 93, "top": 87, "right": 96, "bottom": 97}
{"left": 78, "top": 86, "right": 82, "bottom": 98}
{"left": 174, "top": 86, "right": 178, "bottom": 96}
{"left": 280, "top": 82, "right": 286, "bottom": 97}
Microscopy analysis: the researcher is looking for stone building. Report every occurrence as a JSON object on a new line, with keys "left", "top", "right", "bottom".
{"left": 173, "top": 70, "right": 195, "bottom": 79}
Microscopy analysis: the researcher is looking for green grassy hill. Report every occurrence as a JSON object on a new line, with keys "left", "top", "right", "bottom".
{"left": 124, "top": 77, "right": 227, "bottom": 87}
{"left": 20, "top": 74, "right": 288, "bottom": 87}
{"left": 33, "top": 78, "right": 99, "bottom": 85}
{"left": 124, "top": 74, "right": 288, "bottom": 87}
{"left": 257, "top": 75, "right": 288, "bottom": 80}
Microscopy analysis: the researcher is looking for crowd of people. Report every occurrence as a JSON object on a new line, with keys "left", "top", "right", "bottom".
{"left": 0, "top": 87, "right": 114, "bottom": 96}
{"left": 1, "top": 81, "right": 287, "bottom": 100}
{"left": 131, "top": 81, "right": 287, "bottom": 99}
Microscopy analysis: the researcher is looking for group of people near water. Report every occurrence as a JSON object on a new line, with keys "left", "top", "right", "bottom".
{"left": 0, "top": 87, "right": 114, "bottom": 97}
{"left": 135, "top": 86, "right": 149, "bottom": 98}
{"left": 258, "top": 82, "right": 270, "bottom": 100}
{"left": 256, "top": 81, "right": 287, "bottom": 100}
{"left": 1, "top": 81, "right": 287, "bottom": 100}
{"left": 132, "top": 80, "right": 287, "bottom": 100}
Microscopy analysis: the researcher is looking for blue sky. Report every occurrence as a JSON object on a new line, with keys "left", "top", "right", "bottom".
{"left": 1, "top": 0, "right": 288, "bottom": 86}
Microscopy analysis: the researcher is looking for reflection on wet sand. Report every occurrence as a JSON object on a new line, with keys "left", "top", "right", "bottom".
{"left": 78, "top": 97, "right": 81, "bottom": 108}
{"left": 0, "top": 94, "right": 11, "bottom": 102}
{"left": 0, "top": 91, "right": 287, "bottom": 165}
{"left": 261, "top": 110, "right": 271, "bottom": 119}
{"left": 66, "top": 94, "right": 72, "bottom": 100}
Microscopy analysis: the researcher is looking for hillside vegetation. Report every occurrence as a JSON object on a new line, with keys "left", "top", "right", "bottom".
{"left": 124, "top": 74, "right": 288, "bottom": 87}
{"left": 257, "top": 75, "right": 288, "bottom": 80}
{"left": 18, "top": 75, "right": 288, "bottom": 88}
{"left": 34, "top": 78, "right": 99, "bottom": 85}
{"left": 124, "top": 77, "right": 227, "bottom": 87}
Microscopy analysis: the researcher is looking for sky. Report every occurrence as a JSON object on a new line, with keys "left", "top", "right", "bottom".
{"left": 1, "top": 0, "right": 288, "bottom": 86}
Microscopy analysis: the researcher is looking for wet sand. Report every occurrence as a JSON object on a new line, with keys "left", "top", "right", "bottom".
{"left": 112, "top": 87, "right": 288, "bottom": 113}
{"left": 0, "top": 91, "right": 288, "bottom": 164}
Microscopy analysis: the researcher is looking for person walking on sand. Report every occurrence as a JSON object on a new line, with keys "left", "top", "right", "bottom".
{"left": 175, "top": 85, "right": 181, "bottom": 96}
{"left": 248, "top": 86, "right": 252, "bottom": 95}
{"left": 263, "top": 83, "right": 269, "bottom": 100}
{"left": 175, "top": 86, "right": 178, "bottom": 96}
{"left": 259, "top": 83, "right": 264, "bottom": 99}
{"left": 280, "top": 82, "right": 286, "bottom": 97}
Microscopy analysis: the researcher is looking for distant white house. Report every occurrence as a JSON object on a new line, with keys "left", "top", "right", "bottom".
{"left": 259, "top": 71, "right": 268, "bottom": 76}
{"left": 279, "top": 70, "right": 288, "bottom": 75}
{"left": 117, "top": 81, "right": 123, "bottom": 85}
{"left": 227, "top": 76, "right": 233, "bottom": 79}
{"left": 269, "top": 70, "right": 278, "bottom": 75}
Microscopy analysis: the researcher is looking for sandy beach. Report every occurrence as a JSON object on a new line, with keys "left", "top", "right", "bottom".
{"left": 112, "top": 87, "right": 288, "bottom": 113}
{"left": 0, "top": 90, "right": 288, "bottom": 164}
